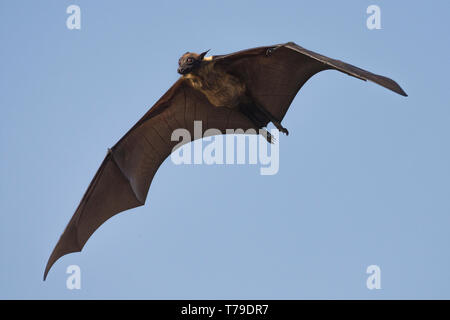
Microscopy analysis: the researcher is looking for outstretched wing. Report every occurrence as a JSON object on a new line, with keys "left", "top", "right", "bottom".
{"left": 213, "top": 41, "right": 407, "bottom": 122}
{"left": 44, "top": 79, "right": 257, "bottom": 280}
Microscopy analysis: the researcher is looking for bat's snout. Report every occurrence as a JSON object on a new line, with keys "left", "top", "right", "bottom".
{"left": 177, "top": 66, "right": 191, "bottom": 75}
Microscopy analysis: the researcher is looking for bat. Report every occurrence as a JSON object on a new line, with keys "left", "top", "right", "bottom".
{"left": 44, "top": 42, "right": 407, "bottom": 280}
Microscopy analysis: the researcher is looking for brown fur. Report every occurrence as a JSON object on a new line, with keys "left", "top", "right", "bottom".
{"left": 183, "top": 61, "right": 246, "bottom": 108}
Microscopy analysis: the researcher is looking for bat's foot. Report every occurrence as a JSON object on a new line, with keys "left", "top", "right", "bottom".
{"left": 261, "top": 129, "right": 276, "bottom": 144}
{"left": 273, "top": 121, "right": 289, "bottom": 136}
{"left": 278, "top": 127, "right": 289, "bottom": 136}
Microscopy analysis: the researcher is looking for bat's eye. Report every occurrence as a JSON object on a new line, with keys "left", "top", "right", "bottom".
{"left": 187, "top": 58, "right": 193, "bottom": 63}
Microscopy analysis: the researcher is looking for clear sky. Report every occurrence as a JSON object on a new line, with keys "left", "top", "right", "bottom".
{"left": 1, "top": 0, "right": 449, "bottom": 299}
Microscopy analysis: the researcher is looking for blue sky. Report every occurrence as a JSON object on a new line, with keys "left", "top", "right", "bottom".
{"left": 1, "top": 0, "right": 449, "bottom": 299}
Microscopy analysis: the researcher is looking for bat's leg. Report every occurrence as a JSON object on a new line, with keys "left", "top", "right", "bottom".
{"left": 238, "top": 104, "right": 274, "bottom": 144}
{"left": 253, "top": 101, "right": 289, "bottom": 136}
{"left": 245, "top": 92, "right": 289, "bottom": 136}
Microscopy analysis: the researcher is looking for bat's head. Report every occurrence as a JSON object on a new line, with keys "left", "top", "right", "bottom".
{"left": 177, "top": 50, "right": 210, "bottom": 75}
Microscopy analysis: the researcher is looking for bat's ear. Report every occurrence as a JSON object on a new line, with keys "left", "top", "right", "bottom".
{"left": 199, "top": 49, "right": 210, "bottom": 60}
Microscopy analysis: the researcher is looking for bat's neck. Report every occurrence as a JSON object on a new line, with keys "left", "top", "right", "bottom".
{"left": 184, "top": 63, "right": 216, "bottom": 89}
{"left": 193, "top": 62, "right": 215, "bottom": 80}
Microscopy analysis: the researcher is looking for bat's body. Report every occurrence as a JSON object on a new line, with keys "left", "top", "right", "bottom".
{"left": 182, "top": 56, "right": 277, "bottom": 138}
{"left": 44, "top": 42, "right": 407, "bottom": 280}
{"left": 184, "top": 61, "right": 246, "bottom": 108}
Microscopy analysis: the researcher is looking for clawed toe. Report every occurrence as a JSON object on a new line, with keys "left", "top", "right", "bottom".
{"left": 272, "top": 120, "right": 289, "bottom": 136}
{"left": 280, "top": 127, "right": 289, "bottom": 136}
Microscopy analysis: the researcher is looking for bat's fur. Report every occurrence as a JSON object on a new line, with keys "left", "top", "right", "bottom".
{"left": 183, "top": 61, "right": 246, "bottom": 109}
{"left": 179, "top": 52, "right": 272, "bottom": 132}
